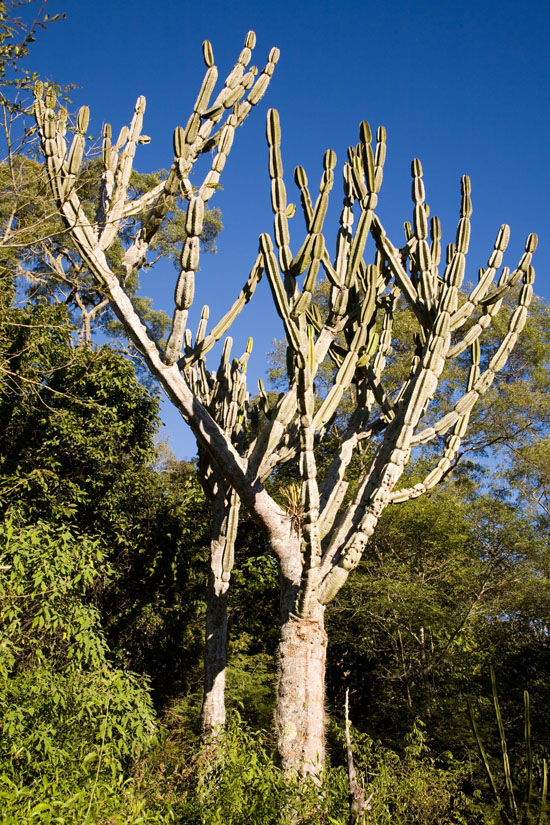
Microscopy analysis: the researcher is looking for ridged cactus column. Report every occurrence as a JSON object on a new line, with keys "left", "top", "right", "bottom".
{"left": 191, "top": 336, "right": 251, "bottom": 738}
{"left": 202, "top": 485, "right": 240, "bottom": 737}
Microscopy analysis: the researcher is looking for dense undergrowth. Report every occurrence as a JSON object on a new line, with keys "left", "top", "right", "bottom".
{"left": 1, "top": 711, "right": 494, "bottom": 825}
{"left": 1, "top": 501, "right": 548, "bottom": 823}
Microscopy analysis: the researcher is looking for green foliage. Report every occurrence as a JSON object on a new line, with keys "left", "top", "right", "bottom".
{"left": 0, "top": 772, "right": 175, "bottom": 824}
{"left": 98, "top": 459, "right": 211, "bottom": 705}
{"left": 126, "top": 716, "right": 489, "bottom": 825}
{"left": 0, "top": 1, "right": 66, "bottom": 91}
{"left": 0, "top": 339, "right": 160, "bottom": 523}
{"left": 322, "top": 477, "right": 550, "bottom": 763}
{"left": 0, "top": 518, "right": 158, "bottom": 780}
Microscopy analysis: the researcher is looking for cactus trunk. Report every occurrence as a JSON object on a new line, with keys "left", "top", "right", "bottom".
{"left": 202, "top": 490, "right": 239, "bottom": 738}
{"left": 276, "top": 590, "right": 327, "bottom": 776}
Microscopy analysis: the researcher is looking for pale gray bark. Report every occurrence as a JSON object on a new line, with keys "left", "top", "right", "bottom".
{"left": 277, "top": 603, "right": 327, "bottom": 776}
{"left": 202, "top": 490, "right": 239, "bottom": 737}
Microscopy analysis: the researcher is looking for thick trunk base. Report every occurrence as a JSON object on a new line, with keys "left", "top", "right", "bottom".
{"left": 202, "top": 595, "right": 227, "bottom": 738}
{"left": 276, "top": 608, "right": 327, "bottom": 776}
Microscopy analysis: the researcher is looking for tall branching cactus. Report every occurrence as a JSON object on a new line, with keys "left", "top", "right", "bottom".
{"left": 33, "top": 34, "right": 538, "bottom": 776}
{"left": 468, "top": 667, "right": 549, "bottom": 825}
{"left": 256, "top": 109, "right": 536, "bottom": 609}
{"left": 192, "top": 336, "right": 252, "bottom": 737}
{"left": 33, "top": 31, "right": 279, "bottom": 740}
{"left": 255, "top": 111, "right": 536, "bottom": 771}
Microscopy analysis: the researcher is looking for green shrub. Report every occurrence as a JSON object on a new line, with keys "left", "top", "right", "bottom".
{"left": 0, "top": 517, "right": 161, "bottom": 820}
{"left": 135, "top": 714, "right": 491, "bottom": 825}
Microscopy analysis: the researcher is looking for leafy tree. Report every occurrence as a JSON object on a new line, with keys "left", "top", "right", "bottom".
{"left": 0, "top": 517, "right": 158, "bottom": 783}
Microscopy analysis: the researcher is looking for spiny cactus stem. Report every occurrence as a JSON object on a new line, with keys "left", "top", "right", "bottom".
{"left": 178, "top": 255, "right": 264, "bottom": 370}
{"left": 391, "top": 413, "right": 470, "bottom": 503}
{"left": 491, "top": 665, "right": 519, "bottom": 821}
{"left": 247, "top": 387, "right": 300, "bottom": 480}
{"left": 467, "top": 699, "right": 505, "bottom": 812}
{"left": 98, "top": 97, "right": 146, "bottom": 252}
{"left": 318, "top": 412, "right": 373, "bottom": 539}
{"left": 294, "top": 164, "right": 314, "bottom": 226}
{"left": 371, "top": 215, "right": 424, "bottom": 323}
{"left": 296, "top": 361, "right": 322, "bottom": 616}
{"left": 260, "top": 233, "right": 302, "bottom": 353}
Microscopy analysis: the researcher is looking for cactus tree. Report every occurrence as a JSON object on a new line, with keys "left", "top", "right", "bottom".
{"left": 34, "top": 37, "right": 537, "bottom": 777}
{"left": 33, "top": 31, "right": 279, "bottom": 739}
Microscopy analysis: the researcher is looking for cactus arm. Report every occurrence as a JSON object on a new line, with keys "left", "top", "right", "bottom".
{"left": 259, "top": 233, "right": 302, "bottom": 352}
{"left": 467, "top": 699, "right": 507, "bottom": 818}
{"left": 524, "top": 690, "right": 533, "bottom": 815}
{"left": 98, "top": 96, "right": 147, "bottom": 251}
{"left": 449, "top": 223, "right": 510, "bottom": 331}
{"left": 248, "top": 385, "right": 299, "bottom": 479}
{"left": 120, "top": 180, "right": 165, "bottom": 219}
{"left": 266, "top": 108, "right": 295, "bottom": 280}
{"left": 391, "top": 413, "right": 470, "bottom": 503}
{"left": 318, "top": 479, "right": 349, "bottom": 541}
{"left": 491, "top": 666, "right": 519, "bottom": 822}
{"left": 448, "top": 237, "right": 537, "bottom": 357}
{"left": 202, "top": 36, "right": 279, "bottom": 133}
{"left": 178, "top": 255, "right": 263, "bottom": 369}
{"left": 265, "top": 108, "right": 335, "bottom": 318}
{"left": 293, "top": 163, "right": 314, "bottom": 226}
{"left": 392, "top": 332, "right": 481, "bottom": 500}
{"left": 356, "top": 286, "right": 398, "bottom": 421}
{"left": 247, "top": 321, "right": 344, "bottom": 482}
{"left": 163, "top": 193, "right": 207, "bottom": 364}
{"left": 362, "top": 364, "right": 395, "bottom": 422}
{"left": 371, "top": 214, "right": 423, "bottom": 320}
{"left": 248, "top": 327, "right": 341, "bottom": 481}
{"left": 318, "top": 414, "right": 374, "bottom": 541}
{"left": 409, "top": 159, "right": 437, "bottom": 313}
{"left": 410, "top": 348, "right": 482, "bottom": 447}
{"left": 393, "top": 246, "right": 535, "bottom": 496}
{"left": 118, "top": 35, "right": 278, "bottom": 272}
{"left": 324, "top": 125, "right": 386, "bottom": 329}
{"left": 312, "top": 268, "right": 381, "bottom": 432}
{"left": 296, "top": 339, "right": 323, "bottom": 616}
{"left": 331, "top": 159, "right": 354, "bottom": 288}
{"left": 311, "top": 326, "right": 378, "bottom": 433}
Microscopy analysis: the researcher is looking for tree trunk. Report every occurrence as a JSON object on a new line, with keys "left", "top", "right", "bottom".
{"left": 201, "top": 489, "right": 239, "bottom": 738}
{"left": 276, "top": 597, "right": 327, "bottom": 776}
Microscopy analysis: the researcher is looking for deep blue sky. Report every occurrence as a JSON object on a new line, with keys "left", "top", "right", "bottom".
{"left": 22, "top": 0, "right": 550, "bottom": 458}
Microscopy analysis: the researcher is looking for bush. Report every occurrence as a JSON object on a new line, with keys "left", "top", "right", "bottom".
{"left": 0, "top": 518, "right": 163, "bottom": 821}
{"left": 133, "top": 714, "right": 491, "bottom": 825}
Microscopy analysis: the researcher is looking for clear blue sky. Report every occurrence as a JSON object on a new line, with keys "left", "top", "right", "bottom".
{"left": 22, "top": 0, "right": 550, "bottom": 459}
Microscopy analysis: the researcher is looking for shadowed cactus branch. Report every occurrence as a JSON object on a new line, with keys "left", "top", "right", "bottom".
{"left": 468, "top": 667, "right": 549, "bottom": 825}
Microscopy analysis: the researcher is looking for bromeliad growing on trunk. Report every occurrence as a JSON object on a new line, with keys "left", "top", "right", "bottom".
{"left": 34, "top": 35, "right": 537, "bottom": 778}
